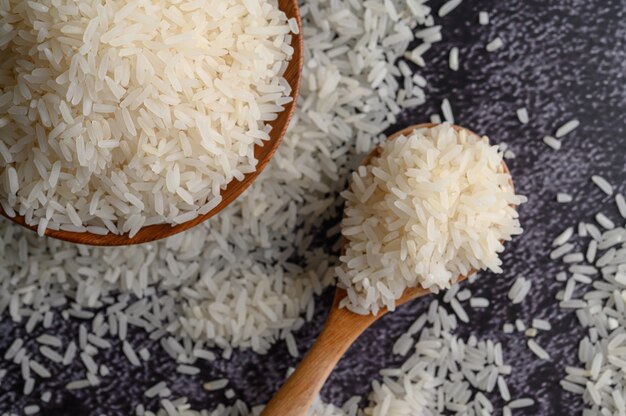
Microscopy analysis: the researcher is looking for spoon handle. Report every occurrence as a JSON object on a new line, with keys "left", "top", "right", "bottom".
{"left": 261, "top": 292, "right": 379, "bottom": 416}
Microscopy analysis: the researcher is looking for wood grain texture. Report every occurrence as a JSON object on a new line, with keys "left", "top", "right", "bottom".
{"left": 261, "top": 282, "right": 471, "bottom": 416}
{"left": 259, "top": 289, "right": 380, "bottom": 416}
{"left": 0, "top": 0, "right": 303, "bottom": 246}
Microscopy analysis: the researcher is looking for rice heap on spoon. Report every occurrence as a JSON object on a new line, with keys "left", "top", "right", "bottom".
{"left": 337, "top": 123, "right": 526, "bottom": 314}
{"left": 0, "top": 0, "right": 295, "bottom": 236}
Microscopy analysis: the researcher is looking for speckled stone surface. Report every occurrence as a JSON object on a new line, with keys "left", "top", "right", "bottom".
{"left": 1, "top": 0, "right": 625, "bottom": 414}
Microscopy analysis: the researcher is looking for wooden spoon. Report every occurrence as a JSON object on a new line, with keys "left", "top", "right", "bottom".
{"left": 0, "top": 0, "right": 303, "bottom": 246}
{"left": 261, "top": 123, "right": 514, "bottom": 416}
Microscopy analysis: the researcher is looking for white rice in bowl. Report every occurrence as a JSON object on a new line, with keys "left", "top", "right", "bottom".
{"left": 337, "top": 123, "right": 526, "bottom": 314}
{"left": 0, "top": 0, "right": 296, "bottom": 236}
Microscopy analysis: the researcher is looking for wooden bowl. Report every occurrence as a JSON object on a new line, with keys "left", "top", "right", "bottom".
{"left": 0, "top": 0, "right": 303, "bottom": 246}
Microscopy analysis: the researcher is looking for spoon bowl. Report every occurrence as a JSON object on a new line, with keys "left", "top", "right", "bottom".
{"left": 0, "top": 0, "right": 303, "bottom": 246}
{"left": 261, "top": 123, "right": 513, "bottom": 416}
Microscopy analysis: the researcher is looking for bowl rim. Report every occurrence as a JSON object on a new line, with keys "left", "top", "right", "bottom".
{"left": 0, "top": 0, "right": 304, "bottom": 246}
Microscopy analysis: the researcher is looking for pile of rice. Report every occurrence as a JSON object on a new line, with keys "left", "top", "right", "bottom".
{"left": 0, "top": 2, "right": 445, "bottom": 410}
{"left": 0, "top": 0, "right": 295, "bottom": 236}
{"left": 337, "top": 124, "right": 525, "bottom": 314}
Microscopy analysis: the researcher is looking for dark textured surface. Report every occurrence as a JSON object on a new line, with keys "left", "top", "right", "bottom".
{"left": 1, "top": 0, "right": 626, "bottom": 415}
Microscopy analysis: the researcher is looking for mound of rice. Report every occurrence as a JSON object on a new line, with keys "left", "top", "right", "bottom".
{"left": 0, "top": 0, "right": 295, "bottom": 236}
{"left": 337, "top": 124, "right": 525, "bottom": 314}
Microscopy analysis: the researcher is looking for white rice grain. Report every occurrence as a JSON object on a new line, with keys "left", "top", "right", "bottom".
{"left": 203, "top": 379, "right": 229, "bottom": 391}
{"left": 486, "top": 37, "right": 504, "bottom": 52}
{"left": 441, "top": 99, "right": 454, "bottom": 123}
{"left": 449, "top": 47, "right": 459, "bottom": 71}
{"left": 591, "top": 175, "right": 613, "bottom": 196}
{"left": 532, "top": 319, "right": 551, "bottom": 331}
{"left": 556, "top": 193, "right": 572, "bottom": 203}
{"left": 438, "top": 0, "right": 462, "bottom": 17}
{"left": 470, "top": 297, "right": 489, "bottom": 308}
{"left": 478, "top": 11, "right": 489, "bottom": 25}
{"left": 543, "top": 136, "right": 561, "bottom": 150}
{"left": 516, "top": 108, "right": 529, "bottom": 124}
{"left": 595, "top": 213, "right": 615, "bottom": 230}
{"left": 555, "top": 119, "right": 580, "bottom": 138}
{"left": 122, "top": 341, "right": 141, "bottom": 367}
{"left": 508, "top": 398, "right": 535, "bottom": 409}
